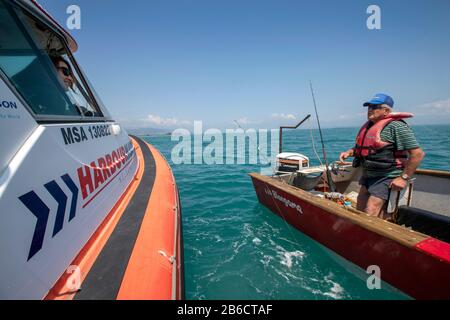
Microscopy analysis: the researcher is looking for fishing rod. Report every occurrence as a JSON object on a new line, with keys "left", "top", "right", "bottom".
{"left": 309, "top": 81, "right": 336, "bottom": 192}
{"left": 233, "top": 119, "right": 272, "bottom": 169}
{"left": 233, "top": 120, "right": 243, "bottom": 130}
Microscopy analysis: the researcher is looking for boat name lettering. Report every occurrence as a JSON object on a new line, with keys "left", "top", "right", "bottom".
{"left": 265, "top": 187, "right": 303, "bottom": 214}
{"left": 0, "top": 100, "right": 18, "bottom": 109}
{"left": 61, "top": 124, "right": 112, "bottom": 145}
{"left": 18, "top": 141, "right": 135, "bottom": 261}
{"left": 77, "top": 141, "right": 135, "bottom": 200}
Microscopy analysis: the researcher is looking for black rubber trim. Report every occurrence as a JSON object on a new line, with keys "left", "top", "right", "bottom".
{"left": 74, "top": 135, "right": 156, "bottom": 300}
{"left": 36, "top": 119, "right": 113, "bottom": 125}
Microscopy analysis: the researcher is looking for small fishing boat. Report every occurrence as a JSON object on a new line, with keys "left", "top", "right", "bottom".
{"left": 0, "top": 0, "right": 183, "bottom": 299}
{"left": 250, "top": 113, "right": 450, "bottom": 299}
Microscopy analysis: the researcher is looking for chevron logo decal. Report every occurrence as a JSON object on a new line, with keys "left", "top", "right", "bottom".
{"left": 18, "top": 174, "right": 79, "bottom": 261}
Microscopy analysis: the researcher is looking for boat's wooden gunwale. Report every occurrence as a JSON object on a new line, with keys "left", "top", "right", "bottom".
{"left": 249, "top": 172, "right": 428, "bottom": 248}
{"left": 416, "top": 169, "right": 450, "bottom": 179}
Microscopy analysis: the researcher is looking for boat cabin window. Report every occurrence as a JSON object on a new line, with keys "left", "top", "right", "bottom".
{"left": 52, "top": 54, "right": 99, "bottom": 117}
{"left": 0, "top": 0, "right": 101, "bottom": 118}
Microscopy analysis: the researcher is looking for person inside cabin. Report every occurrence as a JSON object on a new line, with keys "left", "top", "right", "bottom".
{"left": 51, "top": 56, "right": 95, "bottom": 116}
{"left": 51, "top": 56, "right": 74, "bottom": 90}
{"left": 339, "top": 93, "right": 425, "bottom": 220}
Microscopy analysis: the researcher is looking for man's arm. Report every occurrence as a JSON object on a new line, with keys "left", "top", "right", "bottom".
{"left": 404, "top": 147, "right": 426, "bottom": 177}
{"left": 339, "top": 148, "right": 355, "bottom": 162}
{"left": 390, "top": 147, "right": 425, "bottom": 190}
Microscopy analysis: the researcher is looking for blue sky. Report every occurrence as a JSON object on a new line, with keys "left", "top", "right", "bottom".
{"left": 39, "top": 0, "right": 450, "bottom": 129}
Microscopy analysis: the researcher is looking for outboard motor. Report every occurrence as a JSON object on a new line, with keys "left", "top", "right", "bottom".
{"left": 275, "top": 153, "right": 309, "bottom": 173}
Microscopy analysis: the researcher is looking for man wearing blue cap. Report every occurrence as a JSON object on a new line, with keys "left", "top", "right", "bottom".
{"left": 339, "top": 93, "right": 425, "bottom": 220}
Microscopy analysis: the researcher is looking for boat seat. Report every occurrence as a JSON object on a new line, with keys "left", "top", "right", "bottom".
{"left": 297, "top": 166, "right": 325, "bottom": 175}
{"left": 396, "top": 206, "right": 450, "bottom": 243}
{"left": 293, "top": 172, "right": 323, "bottom": 191}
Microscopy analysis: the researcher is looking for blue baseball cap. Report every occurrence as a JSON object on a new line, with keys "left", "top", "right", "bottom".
{"left": 363, "top": 93, "right": 394, "bottom": 108}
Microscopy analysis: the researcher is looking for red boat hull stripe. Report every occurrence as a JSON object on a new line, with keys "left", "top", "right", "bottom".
{"left": 415, "top": 238, "right": 450, "bottom": 263}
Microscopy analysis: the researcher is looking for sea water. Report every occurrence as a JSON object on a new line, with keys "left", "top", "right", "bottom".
{"left": 144, "top": 124, "right": 450, "bottom": 300}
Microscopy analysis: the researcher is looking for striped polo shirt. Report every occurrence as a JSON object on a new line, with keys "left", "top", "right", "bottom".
{"left": 365, "top": 120, "right": 420, "bottom": 178}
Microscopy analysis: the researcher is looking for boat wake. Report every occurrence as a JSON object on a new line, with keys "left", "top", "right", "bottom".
{"left": 279, "top": 250, "right": 305, "bottom": 269}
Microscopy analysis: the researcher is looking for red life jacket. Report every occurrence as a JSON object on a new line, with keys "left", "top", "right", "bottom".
{"left": 354, "top": 112, "right": 413, "bottom": 171}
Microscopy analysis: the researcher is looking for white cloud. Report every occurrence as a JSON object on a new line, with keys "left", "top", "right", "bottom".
{"left": 235, "top": 117, "right": 249, "bottom": 125}
{"left": 271, "top": 113, "right": 296, "bottom": 120}
{"left": 417, "top": 98, "right": 450, "bottom": 114}
{"left": 147, "top": 114, "right": 191, "bottom": 127}
{"left": 231, "top": 117, "right": 267, "bottom": 128}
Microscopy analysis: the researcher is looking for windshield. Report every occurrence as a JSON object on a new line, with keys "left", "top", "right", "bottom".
{"left": 0, "top": 0, "right": 100, "bottom": 117}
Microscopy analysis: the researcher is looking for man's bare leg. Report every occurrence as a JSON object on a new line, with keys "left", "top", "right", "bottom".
{"left": 357, "top": 186, "right": 369, "bottom": 212}
{"left": 365, "top": 196, "right": 387, "bottom": 218}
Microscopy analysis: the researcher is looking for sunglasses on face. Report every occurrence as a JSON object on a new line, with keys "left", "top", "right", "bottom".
{"left": 367, "top": 104, "right": 384, "bottom": 110}
{"left": 57, "top": 66, "right": 72, "bottom": 77}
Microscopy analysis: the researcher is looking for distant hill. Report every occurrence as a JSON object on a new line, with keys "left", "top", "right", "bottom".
{"left": 124, "top": 127, "right": 171, "bottom": 136}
